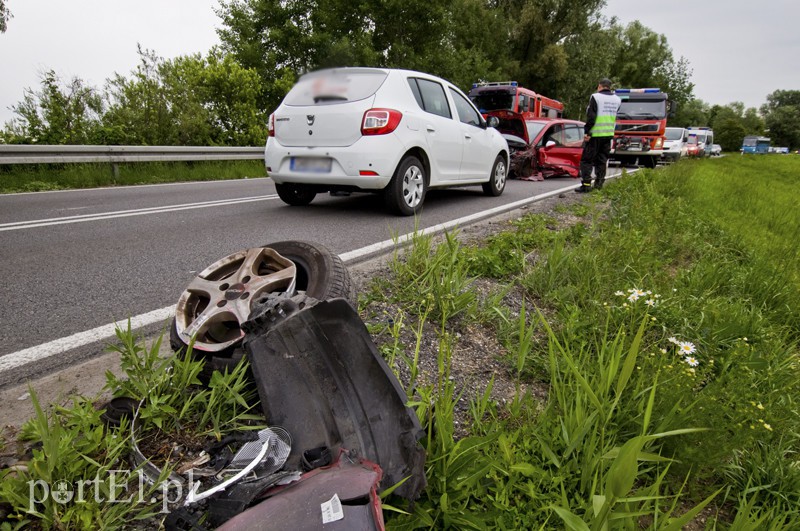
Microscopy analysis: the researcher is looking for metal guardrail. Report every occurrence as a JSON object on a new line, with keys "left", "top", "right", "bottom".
{"left": 0, "top": 145, "right": 265, "bottom": 164}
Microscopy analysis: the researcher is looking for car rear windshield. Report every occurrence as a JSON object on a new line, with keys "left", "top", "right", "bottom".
{"left": 283, "top": 70, "right": 388, "bottom": 106}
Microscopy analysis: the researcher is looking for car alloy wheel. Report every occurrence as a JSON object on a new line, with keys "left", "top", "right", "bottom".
{"left": 170, "top": 241, "right": 355, "bottom": 379}
{"left": 385, "top": 155, "right": 426, "bottom": 215}
{"left": 173, "top": 247, "right": 298, "bottom": 353}
{"left": 483, "top": 154, "right": 507, "bottom": 196}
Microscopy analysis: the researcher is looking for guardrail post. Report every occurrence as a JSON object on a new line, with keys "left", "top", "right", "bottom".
{"left": 111, "top": 163, "right": 120, "bottom": 182}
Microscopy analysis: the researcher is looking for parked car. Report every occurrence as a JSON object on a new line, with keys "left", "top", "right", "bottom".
{"left": 264, "top": 67, "right": 510, "bottom": 215}
{"left": 661, "top": 126, "right": 687, "bottom": 163}
{"left": 487, "top": 111, "right": 585, "bottom": 179}
{"left": 711, "top": 144, "right": 722, "bottom": 156}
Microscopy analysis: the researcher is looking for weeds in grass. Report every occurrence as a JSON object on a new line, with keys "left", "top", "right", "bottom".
{"left": 0, "top": 160, "right": 265, "bottom": 193}
{"left": 0, "top": 325, "right": 264, "bottom": 529}
{"left": 105, "top": 323, "right": 262, "bottom": 439}
{"left": 377, "top": 156, "right": 800, "bottom": 527}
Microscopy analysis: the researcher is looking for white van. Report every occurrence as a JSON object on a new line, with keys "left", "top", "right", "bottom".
{"left": 662, "top": 127, "right": 687, "bottom": 162}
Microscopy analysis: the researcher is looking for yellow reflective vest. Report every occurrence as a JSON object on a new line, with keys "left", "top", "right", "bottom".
{"left": 588, "top": 92, "right": 621, "bottom": 137}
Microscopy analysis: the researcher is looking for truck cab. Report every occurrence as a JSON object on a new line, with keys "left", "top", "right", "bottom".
{"left": 469, "top": 81, "right": 564, "bottom": 120}
{"left": 610, "top": 88, "right": 670, "bottom": 168}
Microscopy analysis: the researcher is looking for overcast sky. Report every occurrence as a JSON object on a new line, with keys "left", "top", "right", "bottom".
{"left": 1, "top": 0, "right": 799, "bottom": 125}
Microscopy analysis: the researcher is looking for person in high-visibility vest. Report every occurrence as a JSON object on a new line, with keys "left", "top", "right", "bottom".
{"left": 577, "top": 78, "right": 621, "bottom": 192}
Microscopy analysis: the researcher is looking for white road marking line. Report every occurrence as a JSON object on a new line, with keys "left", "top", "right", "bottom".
{"left": 0, "top": 307, "right": 174, "bottom": 373}
{"left": 0, "top": 177, "right": 272, "bottom": 196}
{"left": 0, "top": 173, "right": 628, "bottom": 375}
{"left": 0, "top": 195, "right": 279, "bottom": 231}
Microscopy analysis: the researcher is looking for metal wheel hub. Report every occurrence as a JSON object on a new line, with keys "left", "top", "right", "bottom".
{"left": 402, "top": 165, "right": 424, "bottom": 208}
{"left": 174, "top": 247, "right": 298, "bottom": 352}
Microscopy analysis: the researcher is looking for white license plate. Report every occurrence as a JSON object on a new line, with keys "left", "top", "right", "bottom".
{"left": 290, "top": 157, "right": 332, "bottom": 173}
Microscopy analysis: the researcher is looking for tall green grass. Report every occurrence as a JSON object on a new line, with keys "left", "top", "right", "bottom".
{"left": 375, "top": 156, "right": 800, "bottom": 527}
{"left": 0, "top": 160, "right": 266, "bottom": 193}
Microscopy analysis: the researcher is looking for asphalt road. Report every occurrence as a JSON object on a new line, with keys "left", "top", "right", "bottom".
{"left": 0, "top": 173, "right": 618, "bottom": 386}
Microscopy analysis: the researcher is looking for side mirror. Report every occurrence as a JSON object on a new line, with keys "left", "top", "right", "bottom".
{"left": 487, "top": 116, "right": 500, "bottom": 128}
{"left": 668, "top": 101, "right": 677, "bottom": 118}
{"left": 545, "top": 140, "right": 557, "bottom": 148}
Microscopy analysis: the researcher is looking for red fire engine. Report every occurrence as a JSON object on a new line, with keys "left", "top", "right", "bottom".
{"left": 468, "top": 81, "right": 564, "bottom": 120}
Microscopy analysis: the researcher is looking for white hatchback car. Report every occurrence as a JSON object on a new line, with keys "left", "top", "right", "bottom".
{"left": 265, "top": 67, "right": 509, "bottom": 215}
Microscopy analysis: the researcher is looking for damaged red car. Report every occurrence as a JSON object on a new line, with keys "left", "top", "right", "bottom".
{"left": 488, "top": 111, "right": 585, "bottom": 181}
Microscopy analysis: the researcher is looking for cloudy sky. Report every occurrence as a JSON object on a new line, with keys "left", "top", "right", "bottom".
{"left": 1, "top": 0, "right": 799, "bottom": 125}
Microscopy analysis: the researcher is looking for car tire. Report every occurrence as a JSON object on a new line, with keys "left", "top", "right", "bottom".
{"left": 483, "top": 154, "right": 507, "bottom": 196}
{"left": 384, "top": 155, "right": 426, "bottom": 216}
{"left": 276, "top": 183, "right": 317, "bottom": 206}
{"left": 170, "top": 241, "right": 355, "bottom": 379}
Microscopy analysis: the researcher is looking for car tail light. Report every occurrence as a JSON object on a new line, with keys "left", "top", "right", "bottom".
{"left": 268, "top": 113, "right": 275, "bottom": 137}
{"left": 361, "top": 109, "right": 402, "bottom": 136}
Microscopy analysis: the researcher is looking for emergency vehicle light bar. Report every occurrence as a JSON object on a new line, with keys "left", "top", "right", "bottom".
{"left": 471, "top": 81, "right": 519, "bottom": 88}
{"left": 615, "top": 88, "right": 661, "bottom": 93}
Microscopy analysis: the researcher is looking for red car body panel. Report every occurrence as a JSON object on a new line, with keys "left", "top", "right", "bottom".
{"left": 488, "top": 111, "right": 584, "bottom": 180}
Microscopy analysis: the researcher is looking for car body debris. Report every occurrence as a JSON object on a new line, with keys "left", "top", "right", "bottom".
{"left": 116, "top": 243, "right": 427, "bottom": 529}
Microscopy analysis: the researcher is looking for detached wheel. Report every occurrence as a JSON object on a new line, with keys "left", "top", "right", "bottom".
{"left": 483, "top": 154, "right": 507, "bottom": 196}
{"left": 276, "top": 183, "right": 316, "bottom": 206}
{"left": 170, "top": 241, "right": 354, "bottom": 378}
{"left": 384, "top": 155, "right": 426, "bottom": 216}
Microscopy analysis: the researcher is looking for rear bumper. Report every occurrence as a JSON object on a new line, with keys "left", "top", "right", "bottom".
{"left": 265, "top": 135, "right": 404, "bottom": 190}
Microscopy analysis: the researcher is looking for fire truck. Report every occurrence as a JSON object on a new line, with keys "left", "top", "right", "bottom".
{"left": 610, "top": 88, "right": 672, "bottom": 168}
{"left": 468, "top": 81, "right": 564, "bottom": 119}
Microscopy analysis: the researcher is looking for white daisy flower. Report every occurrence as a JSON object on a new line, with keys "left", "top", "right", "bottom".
{"left": 615, "top": 290, "right": 625, "bottom": 296}
{"left": 627, "top": 293, "right": 640, "bottom": 302}
{"left": 679, "top": 341, "right": 696, "bottom": 355}
{"left": 668, "top": 337, "right": 679, "bottom": 345}
{"left": 684, "top": 356, "right": 699, "bottom": 367}
{"left": 645, "top": 299, "right": 656, "bottom": 307}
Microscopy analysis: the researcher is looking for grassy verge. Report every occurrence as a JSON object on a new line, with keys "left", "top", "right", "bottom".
{"left": 2, "top": 156, "right": 798, "bottom": 528}
{"left": 364, "top": 156, "right": 800, "bottom": 528}
{"left": 0, "top": 160, "right": 267, "bottom": 193}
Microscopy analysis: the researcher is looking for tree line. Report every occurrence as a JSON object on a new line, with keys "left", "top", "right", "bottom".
{"left": 1, "top": 0, "right": 798, "bottom": 150}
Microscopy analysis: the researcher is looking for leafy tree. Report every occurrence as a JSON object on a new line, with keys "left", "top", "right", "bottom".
{"left": 101, "top": 47, "right": 266, "bottom": 145}
{"left": 216, "top": 0, "right": 510, "bottom": 112}
{"left": 671, "top": 98, "right": 709, "bottom": 128}
{"left": 0, "top": 0, "right": 10, "bottom": 33}
{"left": 497, "top": 0, "right": 605, "bottom": 100}
{"left": 3, "top": 70, "right": 103, "bottom": 144}
{"left": 608, "top": 21, "right": 694, "bottom": 108}
{"left": 761, "top": 90, "right": 800, "bottom": 149}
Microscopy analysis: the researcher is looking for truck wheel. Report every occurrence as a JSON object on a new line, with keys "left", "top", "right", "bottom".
{"left": 384, "top": 155, "right": 426, "bottom": 216}
{"left": 276, "top": 183, "right": 317, "bottom": 206}
{"left": 483, "top": 154, "right": 507, "bottom": 196}
{"left": 170, "top": 241, "right": 355, "bottom": 379}
{"left": 641, "top": 156, "right": 658, "bottom": 169}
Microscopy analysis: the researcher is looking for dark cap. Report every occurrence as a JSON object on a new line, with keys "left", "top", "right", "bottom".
{"left": 598, "top": 78, "right": 613, "bottom": 89}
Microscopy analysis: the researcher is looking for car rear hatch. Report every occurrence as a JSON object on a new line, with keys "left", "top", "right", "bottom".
{"left": 274, "top": 68, "right": 389, "bottom": 148}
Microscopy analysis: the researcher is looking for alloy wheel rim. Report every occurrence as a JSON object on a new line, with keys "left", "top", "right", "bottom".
{"left": 402, "top": 165, "right": 424, "bottom": 208}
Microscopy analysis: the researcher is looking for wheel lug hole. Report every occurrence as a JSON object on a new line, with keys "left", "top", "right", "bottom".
{"left": 242, "top": 276, "right": 251, "bottom": 284}
{"left": 217, "top": 300, "right": 227, "bottom": 307}
{"left": 220, "top": 283, "right": 230, "bottom": 291}
{"left": 240, "top": 292, "right": 250, "bottom": 300}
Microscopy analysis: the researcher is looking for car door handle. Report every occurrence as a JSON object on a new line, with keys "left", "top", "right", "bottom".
{"left": 426, "top": 125, "right": 436, "bottom": 132}
{"left": 464, "top": 134, "right": 471, "bottom": 140}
